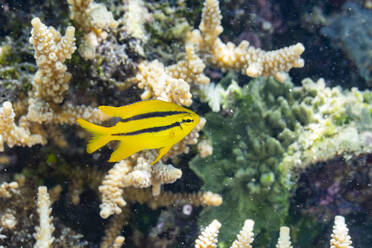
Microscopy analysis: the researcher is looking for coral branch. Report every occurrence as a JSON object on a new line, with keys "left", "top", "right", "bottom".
{"left": 30, "top": 18, "right": 76, "bottom": 103}
{"left": 67, "top": 0, "right": 118, "bottom": 59}
{"left": 231, "top": 220, "right": 255, "bottom": 248}
{"left": 0, "top": 101, "right": 45, "bottom": 151}
{"left": 34, "top": 186, "right": 54, "bottom": 248}
{"left": 99, "top": 160, "right": 132, "bottom": 219}
{"left": 123, "top": 188, "right": 222, "bottom": 210}
{"left": 330, "top": 216, "right": 353, "bottom": 248}
{"left": 194, "top": 219, "right": 221, "bottom": 248}
{"left": 0, "top": 181, "right": 19, "bottom": 198}
{"left": 26, "top": 98, "right": 110, "bottom": 125}
{"left": 276, "top": 227, "right": 292, "bottom": 248}
{"left": 100, "top": 209, "right": 129, "bottom": 248}
{"left": 192, "top": 0, "right": 305, "bottom": 80}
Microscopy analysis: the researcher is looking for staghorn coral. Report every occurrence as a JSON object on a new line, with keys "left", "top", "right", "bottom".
{"left": 25, "top": 98, "right": 109, "bottom": 125}
{"left": 197, "top": 139, "right": 213, "bottom": 158}
{"left": 67, "top": 0, "right": 118, "bottom": 59}
{"left": 230, "top": 220, "right": 255, "bottom": 248}
{"left": 67, "top": 0, "right": 118, "bottom": 33}
{"left": 195, "top": 215, "right": 351, "bottom": 248}
{"left": 34, "top": 186, "right": 54, "bottom": 248}
{"left": 0, "top": 176, "right": 357, "bottom": 248}
{"left": 0, "top": 96, "right": 109, "bottom": 151}
{"left": 100, "top": 208, "right": 129, "bottom": 248}
{"left": 330, "top": 216, "right": 353, "bottom": 248}
{"left": 276, "top": 227, "right": 292, "bottom": 248}
{"left": 29, "top": 17, "right": 76, "bottom": 104}
{"left": 99, "top": 159, "right": 132, "bottom": 218}
{"left": 190, "top": 0, "right": 305, "bottom": 81}
{"left": 0, "top": 180, "right": 18, "bottom": 199}
{"left": 99, "top": 153, "right": 221, "bottom": 219}
{"left": 135, "top": 59, "right": 196, "bottom": 106}
{"left": 0, "top": 101, "right": 45, "bottom": 151}
{"left": 19, "top": 152, "right": 222, "bottom": 247}
{"left": 121, "top": 0, "right": 150, "bottom": 42}
{"left": 134, "top": 0, "right": 304, "bottom": 109}
{"left": 166, "top": 43, "right": 210, "bottom": 86}
{"left": 0, "top": 16, "right": 110, "bottom": 151}
{"left": 194, "top": 219, "right": 221, "bottom": 248}
{"left": 123, "top": 188, "right": 222, "bottom": 210}
{"left": 0, "top": 177, "right": 89, "bottom": 247}
{"left": 0, "top": 16, "right": 110, "bottom": 153}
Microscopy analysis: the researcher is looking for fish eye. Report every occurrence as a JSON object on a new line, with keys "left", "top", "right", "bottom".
{"left": 182, "top": 119, "right": 193, "bottom": 123}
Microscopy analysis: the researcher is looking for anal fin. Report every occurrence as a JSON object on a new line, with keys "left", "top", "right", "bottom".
{"left": 151, "top": 145, "right": 172, "bottom": 165}
{"left": 108, "top": 141, "right": 139, "bottom": 162}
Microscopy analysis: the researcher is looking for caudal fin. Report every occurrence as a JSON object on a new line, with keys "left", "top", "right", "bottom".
{"left": 77, "top": 118, "right": 112, "bottom": 153}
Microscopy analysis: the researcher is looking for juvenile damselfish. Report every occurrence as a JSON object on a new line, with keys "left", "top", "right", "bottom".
{"left": 77, "top": 100, "right": 200, "bottom": 164}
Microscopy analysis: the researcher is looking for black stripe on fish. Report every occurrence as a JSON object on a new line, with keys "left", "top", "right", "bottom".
{"left": 113, "top": 119, "right": 194, "bottom": 136}
{"left": 121, "top": 111, "right": 189, "bottom": 123}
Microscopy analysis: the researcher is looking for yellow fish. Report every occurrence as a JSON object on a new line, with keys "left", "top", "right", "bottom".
{"left": 77, "top": 100, "right": 200, "bottom": 164}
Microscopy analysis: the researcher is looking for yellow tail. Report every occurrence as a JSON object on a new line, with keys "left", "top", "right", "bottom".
{"left": 77, "top": 118, "right": 112, "bottom": 153}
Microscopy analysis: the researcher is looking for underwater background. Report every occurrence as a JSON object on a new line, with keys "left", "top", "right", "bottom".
{"left": 0, "top": 0, "right": 372, "bottom": 247}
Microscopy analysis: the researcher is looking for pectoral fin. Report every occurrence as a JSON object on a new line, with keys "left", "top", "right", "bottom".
{"left": 152, "top": 145, "right": 172, "bottom": 165}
